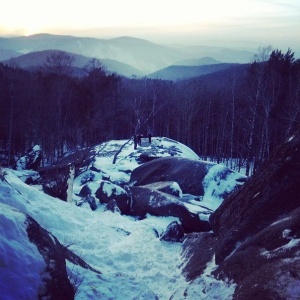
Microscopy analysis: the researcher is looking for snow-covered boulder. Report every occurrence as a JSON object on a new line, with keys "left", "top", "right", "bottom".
{"left": 95, "top": 181, "right": 131, "bottom": 214}
{"left": 160, "top": 221, "right": 185, "bottom": 242}
{"left": 128, "top": 186, "right": 210, "bottom": 233}
{"left": 141, "top": 181, "right": 182, "bottom": 197}
{"left": 15, "top": 145, "right": 42, "bottom": 171}
{"left": 129, "top": 156, "right": 245, "bottom": 197}
{"left": 0, "top": 203, "right": 74, "bottom": 300}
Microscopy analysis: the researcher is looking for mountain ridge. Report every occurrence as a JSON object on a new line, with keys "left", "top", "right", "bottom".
{"left": 1, "top": 49, "right": 145, "bottom": 77}
{"left": 0, "top": 33, "right": 255, "bottom": 74}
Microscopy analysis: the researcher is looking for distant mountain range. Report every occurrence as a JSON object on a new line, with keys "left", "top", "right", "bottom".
{"left": 0, "top": 33, "right": 255, "bottom": 80}
{"left": 147, "top": 63, "right": 235, "bottom": 81}
{"left": 1, "top": 50, "right": 145, "bottom": 78}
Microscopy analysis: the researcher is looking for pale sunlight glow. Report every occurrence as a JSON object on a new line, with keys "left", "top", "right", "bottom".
{"left": 1, "top": 0, "right": 300, "bottom": 49}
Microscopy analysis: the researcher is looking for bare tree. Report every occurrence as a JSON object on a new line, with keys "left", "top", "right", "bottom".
{"left": 44, "top": 51, "right": 75, "bottom": 76}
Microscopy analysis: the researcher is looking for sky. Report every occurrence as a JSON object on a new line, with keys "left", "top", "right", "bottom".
{"left": 0, "top": 137, "right": 242, "bottom": 299}
{"left": 1, "top": 0, "right": 300, "bottom": 50}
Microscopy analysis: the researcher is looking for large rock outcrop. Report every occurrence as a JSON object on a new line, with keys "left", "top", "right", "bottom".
{"left": 128, "top": 186, "right": 210, "bottom": 233}
{"left": 129, "top": 156, "right": 209, "bottom": 195}
{"left": 129, "top": 156, "right": 245, "bottom": 196}
{"left": 181, "top": 130, "right": 300, "bottom": 299}
{"left": 0, "top": 203, "right": 74, "bottom": 300}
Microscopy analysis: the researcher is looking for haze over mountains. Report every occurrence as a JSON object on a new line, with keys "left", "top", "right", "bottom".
{"left": 0, "top": 33, "right": 255, "bottom": 79}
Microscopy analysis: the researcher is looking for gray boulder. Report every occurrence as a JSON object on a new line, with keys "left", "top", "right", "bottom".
{"left": 141, "top": 181, "right": 182, "bottom": 197}
{"left": 160, "top": 221, "right": 185, "bottom": 242}
{"left": 128, "top": 186, "right": 210, "bottom": 233}
{"left": 129, "top": 157, "right": 209, "bottom": 195}
{"left": 129, "top": 156, "right": 245, "bottom": 196}
{"left": 95, "top": 181, "right": 130, "bottom": 214}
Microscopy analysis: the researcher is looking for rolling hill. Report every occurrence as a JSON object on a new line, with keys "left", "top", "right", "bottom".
{"left": 0, "top": 34, "right": 187, "bottom": 74}
{"left": 147, "top": 63, "right": 235, "bottom": 81}
{"left": 1, "top": 50, "right": 145, "bottom": 77}
{"left": 0, "top": 34, "right": 256, "bottom": 75}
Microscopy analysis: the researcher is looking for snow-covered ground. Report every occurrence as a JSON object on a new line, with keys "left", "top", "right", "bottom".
{"left": 0, "top": 137, "right": 239, "bottom": 299}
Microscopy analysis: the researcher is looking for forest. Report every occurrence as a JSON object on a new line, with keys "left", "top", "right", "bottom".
{"left": 0, "top": 47, "right": 299, "bottom": 176}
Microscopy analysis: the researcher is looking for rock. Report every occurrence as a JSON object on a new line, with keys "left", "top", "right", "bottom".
{"left": 105, "top": 199, "right": 121, "bottom": 213}
{"left": 141, "top": 181, "right": 182, "bottom": 197}
{"left": 86, "top": 194, "right": 97, "bottom": 211}
{"left": 15, "top": 145, "right": 42, "bottom": 171}
{"left": 0, "top": 203, "right": 74, "bottom": 299}
{"left": 26, "top": 216, "right": 75, "bottom": 300}
{"left": 213, "top": 206, "right": 300, "bottom": 284}
{"left": 233, "top": 258, "right": 300, "bottom": 300}
{"left": 137, "top": 152, "right": 158, "bottom": 163}
{"left": 129, "top": 157, "right": 208, "bottom": 195}
{"left": 76, "top": 194, "right": 97, "bottom": 210}
{"left": 128, "top": 186, "right": 210, "bottom": 233}
{"left": 160, "top": 221, "right": 185, "bottom": 242}
{"left": 180, "top": 128, "right": 300, "bottom": 299}
{"left": 79, "top": 170, "right": 95, "bottom": 185}
{"left": 181, "top": 232, "right": 217, "bottom": 281}
{"left": 210, "top": 131, "right": 300, "bottom": 264}
{"left": 78, "top": 184, "right": 92, "bottom": 198}
{"left": 95, "top": 181, "right": 130, "bottom": 214}
{"left": 129, "top": 156, "right": 244, "bottom": 197}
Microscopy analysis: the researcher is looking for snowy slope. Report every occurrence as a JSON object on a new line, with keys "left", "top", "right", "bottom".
{"left": 0, "top": 137, "right": 240, "bottom": 299}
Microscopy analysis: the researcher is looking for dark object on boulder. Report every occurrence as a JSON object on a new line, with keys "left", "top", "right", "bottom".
{"left": 160, "top": 221, "right": 185, "bottom": 242}
{"left": 128, "top": 186, "right": 210, "bottom": 233}
{"left": 137, "top": 152, "right": 158, "bottom": 163}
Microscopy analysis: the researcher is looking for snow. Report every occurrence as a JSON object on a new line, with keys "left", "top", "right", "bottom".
{"left": 202, "top": 164, "right": 246, "bottom": 211}
{"left": 171, "top": 256, "right": 236, "bottom": 299}
{"left": 0, "top": 137, "right": 241, "bottom": 299}
{"left": 0, "top": 204, "right": 45, "bottom": 300}
{"left": 261, "top": 238, "right": 300, "bottom": 259}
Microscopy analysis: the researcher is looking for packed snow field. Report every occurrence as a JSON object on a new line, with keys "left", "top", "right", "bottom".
{"left": 0, "top": 137, "right": 238, "bottom": 299}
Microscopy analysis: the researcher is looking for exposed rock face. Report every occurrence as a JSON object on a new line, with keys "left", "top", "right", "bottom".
{"left": 129, "top": 157, "right": 210, "bottom": 195}
{"left": 128, "top": 186, "right": 210, "bottom": 233}
{"left": 181, "top": 232, "right": 217, "bottom": 281}
{"left": 26, "top": 216, "right": 75, "bottom": 300}
{"left": 181, "top": 131, "right": 300, "bottom": 300}
{"left": 0, "top": 203, "right": 74, "bottom": 300}
{"left": 210, "top": 132, "right": 300, "bottom": 265}
{"left": 129, "top": 156, "right": 245, "bottom": 197}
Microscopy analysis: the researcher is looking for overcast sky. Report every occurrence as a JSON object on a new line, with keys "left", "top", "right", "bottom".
{"left": 1, "top": 0, "right": 300, "bottom": 51}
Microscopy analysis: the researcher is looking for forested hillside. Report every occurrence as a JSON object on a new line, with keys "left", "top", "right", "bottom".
{"left": 0, "top": 47, "right": 299, "bottom": 175}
